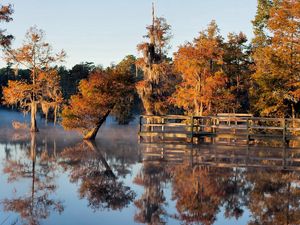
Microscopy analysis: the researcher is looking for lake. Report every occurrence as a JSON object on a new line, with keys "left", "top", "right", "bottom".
{"left": 0, "top": 109, "right": 300, "bottom": 225}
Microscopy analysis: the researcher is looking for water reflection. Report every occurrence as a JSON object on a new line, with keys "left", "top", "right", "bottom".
{"left": 138, "top": 143, "right": 300, "bottom": 225}
{"left": 1, "top": 115, "right": 300, "bottom": 224}
{"left": 1, "top": 133, "right": 63, "bottom": 225}
{"left": 134, "top": 161, "right": 170, "bottom": 224}
{"left": 247, "top": 170, "right": 300, "bottom": 225}
{"left": 59, "top": 141, "right": 136, "bottom": 211}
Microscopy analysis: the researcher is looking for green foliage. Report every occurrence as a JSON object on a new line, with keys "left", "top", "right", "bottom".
{"left": 251, "top": 0, "right": 300, "bottom": 117}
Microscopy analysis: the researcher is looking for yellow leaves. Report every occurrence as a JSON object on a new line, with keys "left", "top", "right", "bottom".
{"left": 172, "top": 21, "right": 228, "bottom": 115}
{"left": 252, "top": 0, "right": 300, "bottom": 117}
{"left": 2, "top": 80, "right": 32, "bottom": 105}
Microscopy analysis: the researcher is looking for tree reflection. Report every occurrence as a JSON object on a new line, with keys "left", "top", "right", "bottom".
{"left": 60, "top": 140, "right": 136, "bottom": 211}
{"left": 170, "top": 163, "right": 251, "bottom": 225}
{"left": 222, "top": 168, "right": 250, "bottom": 220}
{"left": 247, "top": 170, "right": 300, "bottom": 225}
{"left": 1, "top": 133, "right": 64, "bottom": 225}
{"left": 134, "top": 161, "right": 170, "bottom": 224}
{"left": 171, "top": 164, "right": 224, "bottom": 225}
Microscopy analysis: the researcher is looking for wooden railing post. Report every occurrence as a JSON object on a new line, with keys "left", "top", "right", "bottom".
{"left": 162, "top": 117, "right": 165, "bottom": 132}
{"left": 282, "top": 118, "right": 287, "bottom": 147}
{"left": 191, "top": 116, "right": 194, "bottom": 143}
{"left": 246, "top": 118, "right": 250, "bottom": 145}
{"left": 139, "top": 116, "right": 143, "bottom": 133}
{"left": 139, "top": 116, "right": 143, "bottom": 142}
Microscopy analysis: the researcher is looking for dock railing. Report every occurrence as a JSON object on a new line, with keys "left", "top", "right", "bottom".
{"left": 138, "top": 114, "right": 300, "bottom": 144}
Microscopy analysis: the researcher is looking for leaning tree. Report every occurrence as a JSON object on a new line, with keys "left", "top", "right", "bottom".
{"left": 62, "top": 68, "right": 134, "bottom": 140}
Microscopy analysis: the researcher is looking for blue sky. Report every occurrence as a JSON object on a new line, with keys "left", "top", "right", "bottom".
{"left": 1, "top": 0, "right": 257, "bottom": 68}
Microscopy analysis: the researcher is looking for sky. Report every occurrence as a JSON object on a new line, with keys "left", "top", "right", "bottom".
{"left": 1, "top": 0, "right": 257, "bottom": 69}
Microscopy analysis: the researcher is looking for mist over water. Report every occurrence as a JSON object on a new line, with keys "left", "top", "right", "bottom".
{"left": 0, "top": 109, "right": 300, "bottom": 225}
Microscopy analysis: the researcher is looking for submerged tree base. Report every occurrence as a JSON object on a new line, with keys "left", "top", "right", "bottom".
{"left": 83, "top": 110, "right": 111, "bottom": 140}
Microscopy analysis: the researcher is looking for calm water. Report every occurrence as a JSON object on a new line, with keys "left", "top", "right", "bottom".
{"left": 0, "top": 109, "right": 300, "bottom": 225}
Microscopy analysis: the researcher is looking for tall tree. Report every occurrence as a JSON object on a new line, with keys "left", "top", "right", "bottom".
{"left": 252, "top": 0, "right": 277, "bottom": 47}
{"left": 251, "top": 0, "right": 300, "bottom": 117}
{"left": 2, "top": 27, "right": 65, "bottom": 131}
{"left": 136, "top": 4, "right": 177, "bottom": 115}
{"left": 171, "top": 21, "right": 233, "bottom": 115}
{"left": 223, "top": 32, "right": 252, "bottom": 112}
{"left": 0, "top": 4, "right": 13, "bottom": 47}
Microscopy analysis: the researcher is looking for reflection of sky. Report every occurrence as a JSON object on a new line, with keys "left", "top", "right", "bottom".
{"left": 0, "top": 0, "right": 257, "bottom": 68}
{"left": 1, "top": 109, "right": 299, "bottom": 225}
{"left": 216, "top": 208, "right": 251, "bottom": 225}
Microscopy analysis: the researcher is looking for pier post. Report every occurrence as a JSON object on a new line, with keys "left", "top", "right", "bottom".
{"left": 191, "top": 116, "right": 194, "bottom": 143}
{"left": 246, "top": 118, "right": 250, "bottom": 145}
{"left": 139, "top": 116, "right": 143, "bottom": 142}
{"left": 282, "top": 118, "right": 287, "bottom": 147}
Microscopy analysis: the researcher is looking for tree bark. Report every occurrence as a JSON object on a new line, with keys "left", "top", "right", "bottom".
{"left": 84, "top": 110, "right": 111, "bottom": 140}
{"left": 54, "top": 105, "right": 58, "bottom": 125}
{"left": 194, "top": 98, "right": 200, "bottom": 116}
{"left": 31, "top": 101, "right": 39, "bottom": 132}
{"left": 200, "top": 101, "right": 203, "bottom": 116}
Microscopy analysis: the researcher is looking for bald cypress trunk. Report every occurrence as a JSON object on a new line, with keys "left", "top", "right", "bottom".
{"left": 84, "top": 110, "right": 111, "bottom": 140}
{"left": 30, "top": 101, "right": 39, "bottom": 132}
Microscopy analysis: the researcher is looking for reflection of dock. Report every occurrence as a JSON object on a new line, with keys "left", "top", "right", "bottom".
{"left": 140, "top": 143, "right": 192, "bottom": 164}
{"left": 191, "top": 145, "right": 300, "bottom": 171}
{"left": 138, "top": 114, "right": 300, "bottom": 145}
{"left": 139, "top": 143, "right": 300, "bottom": 171}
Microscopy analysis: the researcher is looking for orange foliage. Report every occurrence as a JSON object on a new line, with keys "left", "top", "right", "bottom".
{"left": 252, "top": 0, "right": 300, "bottom": 117}
{"left": 62, "top": 69, "right": 133, "bottom": 138}
{"left": 171, "top": 21, "right": 234, "bottom": 115}
{"left": 2, "top": 27, "right": 65, "bottom": 130}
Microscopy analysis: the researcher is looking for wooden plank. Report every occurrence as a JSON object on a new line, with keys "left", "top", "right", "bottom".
{"left": 142, "top": 123, "right": 192, "bottom": 127}
{"left": 193, "top": 162, "right": 300, "bottom": 171}
{"left": 217, "top": 113, "right": 253, "bottom": 117}
{"left": 139, "top": 131, "right": 192, "bottom": 138}
{"left": 141, "top": 115, "right": 190, "bottom": 120}
{"left": 249, "top": 126, "right": 283, "bottom": 130}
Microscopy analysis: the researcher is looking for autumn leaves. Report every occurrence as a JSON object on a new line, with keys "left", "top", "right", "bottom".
{"left": 1, "top": 0, "right": 299, "bottom": 140}
{"left": 2, "top": 27, "right": 65, "bottom": 132}
{"left": 137, "top": 0, "right": 300, "bottom": 119}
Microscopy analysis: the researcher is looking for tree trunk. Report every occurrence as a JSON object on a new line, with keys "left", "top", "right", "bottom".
{"left": 200, "top": 101, "right": 203, "bottom": 116}
{"left": 194, "top": 98, "right": 200, "bottom": 116}
{"left": 84, "top": 110, "right": 111, "bottom": 140}
{"left": 292, "top": 103, "right": 295, "bottom": 119}
{"left": 31, "top": 101, "right": 39, "bottom": 132}
{"left": 208, "top": 101, "right": 211, "bottom": 114}
{"left": 54, "top": 105, "right": 58, "bottom": 125}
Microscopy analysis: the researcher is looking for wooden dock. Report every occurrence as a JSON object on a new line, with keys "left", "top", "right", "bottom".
{"left": 138, "top": 114, "right": 300, "bottom": 145}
